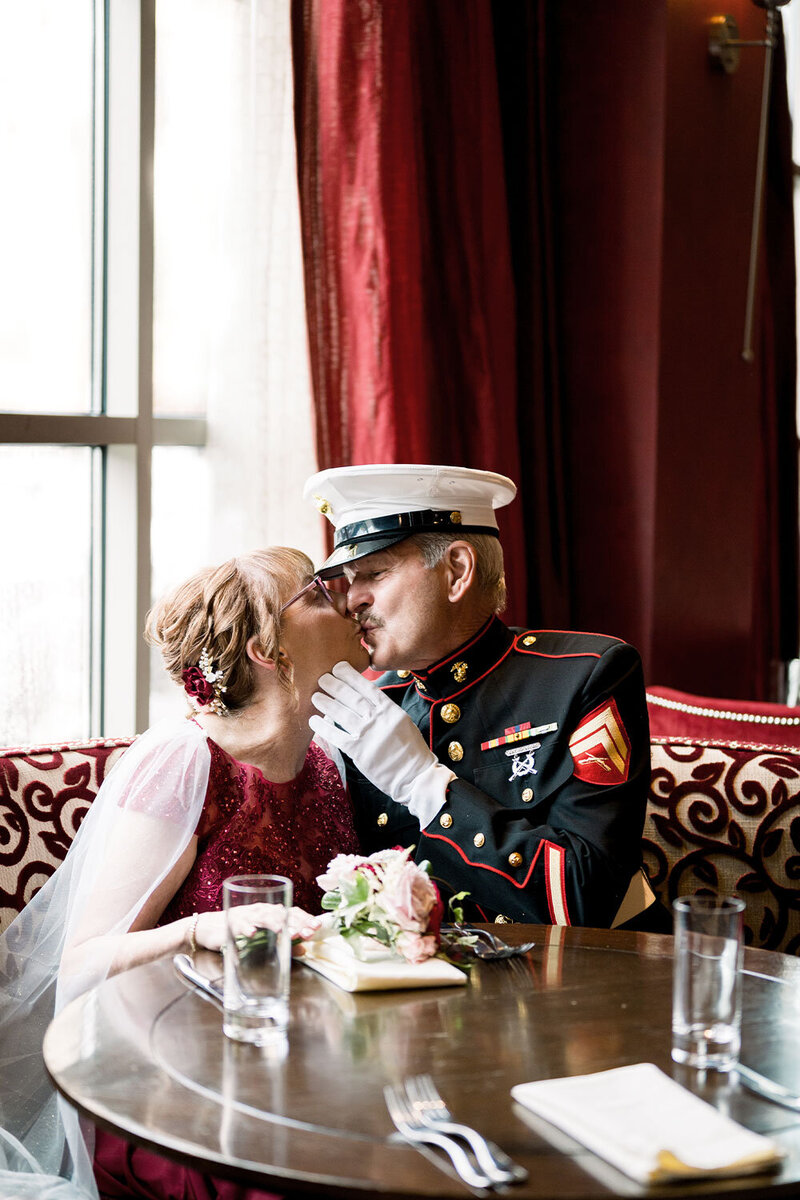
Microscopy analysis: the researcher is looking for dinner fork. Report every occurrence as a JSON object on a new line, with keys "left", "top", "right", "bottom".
{"left": 453, "top": 925, "right": 536, "bottom": 959}
{"left": 384, "top": 1083, "right": 493, "bottom": 1189}
{"left": 404, "top": 1074, "right": 528, "bottom": 1184}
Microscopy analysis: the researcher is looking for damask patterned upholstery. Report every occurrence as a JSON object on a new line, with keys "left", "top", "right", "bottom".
{"left": 3, "top": 734, "right": 800, "bottom": 954}
{"left": 644, "top": 738, "right": 800, "bottom": 954}
{"left": 0, "top": 737, "right": 133, "bottom": 933}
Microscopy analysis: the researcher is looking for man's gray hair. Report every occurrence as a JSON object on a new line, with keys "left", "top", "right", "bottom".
{"left": 412, "top": 532, "right": 507, "bottom": 613}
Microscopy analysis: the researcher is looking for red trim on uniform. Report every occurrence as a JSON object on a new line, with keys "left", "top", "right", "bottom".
{"left": 421, "top": 831, "right": 544, "bottom": 889}
{"left": 516, "top": 628, "right": 625, "bottom": 643}
{"left": 379, "top": 680, "right": 414, "bottom": 692}
{"left": 543, "top": 841, "right": 570, "bottom": 926}
{"left": 425, "top": 643, "right": 516, "bottom": 707}
{"left": 415, "top": 616, "right": 497, "bottom": 677}
{"left": 517, "top": 648, "right": 602, "bottom": 661}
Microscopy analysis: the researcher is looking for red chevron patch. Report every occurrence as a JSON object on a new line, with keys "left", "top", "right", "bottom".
{"left": 569, "top": 699, "right": 630, "bottom": 785}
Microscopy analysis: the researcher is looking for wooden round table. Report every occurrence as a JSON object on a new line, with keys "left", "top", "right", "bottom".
{"left": 43, "top": 925, "right": 800, "bottom": 1198}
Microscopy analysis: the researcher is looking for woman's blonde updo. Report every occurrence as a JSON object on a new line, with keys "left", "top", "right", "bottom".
{"left": 145, "top": 547, "right": 313, "bottom": 712}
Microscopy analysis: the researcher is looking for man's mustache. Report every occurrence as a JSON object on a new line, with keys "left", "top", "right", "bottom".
{"left": 356, "top": 611, "right": 384, "bottom": 630}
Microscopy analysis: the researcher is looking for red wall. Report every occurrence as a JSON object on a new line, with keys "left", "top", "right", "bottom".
{"left": 551, "top": 0, "right": 778, "bottom": 697}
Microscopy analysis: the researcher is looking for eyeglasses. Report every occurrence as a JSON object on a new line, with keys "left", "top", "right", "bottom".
{"left": 280, "top": 575, "right": 337, "bottom": 614}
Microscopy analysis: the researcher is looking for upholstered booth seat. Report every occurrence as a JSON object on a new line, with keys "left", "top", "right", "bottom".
{"left": 0, "top": 737, "right": 133, "bottom": 932}
{"left": 644, "top": 738, "right": 800, "bottom": 954}
{"left": 647, "top": 685, "right": 800, "bottom": 748}
{"left": 3, "top": 730, "right": 800, "bottom": 955}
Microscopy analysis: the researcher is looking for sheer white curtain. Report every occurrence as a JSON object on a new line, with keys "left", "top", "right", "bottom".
{"left": 153, "top": 0, "right": 323, "bottom": 564}
{"left": 151, "top": 0, "right": 323, "bottom": 721}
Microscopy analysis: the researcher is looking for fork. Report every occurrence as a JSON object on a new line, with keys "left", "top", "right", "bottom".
{"left": 384, "top": 1083, "right": 493, "bottom": 1189}
{"left": 454, "top": 925, "right": 535, "bottom": 959}
{"left": 404, "top": 1074, "right": 528, "bottom": 1184}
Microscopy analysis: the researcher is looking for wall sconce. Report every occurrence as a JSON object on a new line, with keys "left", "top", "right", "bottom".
{"left": 707, "top": 0, "right": 792, "bottom": 361}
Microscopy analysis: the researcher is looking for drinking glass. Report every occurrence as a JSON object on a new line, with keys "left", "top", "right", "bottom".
{"left": 671, "top": 895, "right": 745, "bottom": 1071}
{"left": 222, "top": 874, "right": 292, "bottom": 1045}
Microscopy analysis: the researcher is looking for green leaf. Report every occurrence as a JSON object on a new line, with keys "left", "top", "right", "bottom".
{"left": 447, "top": 891, "right": 471, "bottom": 924}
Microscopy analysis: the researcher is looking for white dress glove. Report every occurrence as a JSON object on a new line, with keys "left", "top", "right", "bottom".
{"left": 309, "top": 661, "right": 455, "bottom": 828}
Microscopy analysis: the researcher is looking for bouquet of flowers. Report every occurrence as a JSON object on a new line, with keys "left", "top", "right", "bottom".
{"left": 316, "top": 846, "right": 445, "bottom": 965}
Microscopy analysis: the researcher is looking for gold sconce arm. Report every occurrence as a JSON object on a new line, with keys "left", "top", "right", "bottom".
{"left": 708, "top": 2, "right": 791, "bottom": 361}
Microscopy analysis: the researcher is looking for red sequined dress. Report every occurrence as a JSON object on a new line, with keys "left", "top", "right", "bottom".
{"left": 94, "top": 733, "right": 358, "bottom": 1200}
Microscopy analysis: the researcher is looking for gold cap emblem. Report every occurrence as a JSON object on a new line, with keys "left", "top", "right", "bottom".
{"left": 439, "top": 812, "right": 453, "bottom": 829}
{"left": 313, "top": 494, "right": 332, "bottom": 516}
{"left": 448, "top": 741, "right": 464, "bottom": 762}
{"left": 450, "top": 511, "right": 462, "bottom": 524}
{"left": 441, "top": 703, "right": 461, "bottom": 724}
{"left": 451, "top": 661, "right": 468, "bottom": 683}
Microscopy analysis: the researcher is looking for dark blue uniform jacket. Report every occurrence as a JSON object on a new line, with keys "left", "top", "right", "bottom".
{"left": 346, "top": 615, "right": 650, "bottom": 926}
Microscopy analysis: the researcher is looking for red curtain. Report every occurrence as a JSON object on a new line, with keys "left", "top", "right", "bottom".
{"left": 291, "top": 0, "right": 528, "bottom": 626}
{"left": 292, "top": 0, "right": 798, "bottom": 699}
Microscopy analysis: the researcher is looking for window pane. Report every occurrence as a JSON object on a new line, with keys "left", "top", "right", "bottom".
{"left": 149, "top": 446, "right": 211, "bottom": 723}
{"left": 1, "top": 447, "right": 93, "bottom": 744}
{"left": 0, "top": 3, "right": 95, "bottom": 414}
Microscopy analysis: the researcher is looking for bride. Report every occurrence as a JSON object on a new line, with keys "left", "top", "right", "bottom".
{"left": 0, "top": 547, "right": 370, "bottom": 1199}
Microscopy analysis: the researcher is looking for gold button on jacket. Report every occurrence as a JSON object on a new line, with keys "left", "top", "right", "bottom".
{"left": 473, "top": 832, "right": 485, "bottom": 848}
{"left": 441, "top": 703, "right": 461, "bottom": 724}
{"left": 521, "top": 787, "right": 533, "bottom": 802}
{"left": 508, "top": 852, "right": 523, "bottom": 867}
{"left": 448, "top": 741, "right": 464, "bottom": 762}
{"left": 439, "top": 812, "right": 453, "bottom": 828}
{"left": 377, "top": 812, "right": 388, "bottom": 827}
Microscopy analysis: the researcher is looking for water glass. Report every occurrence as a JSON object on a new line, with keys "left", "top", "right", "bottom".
{"left": 671, "top": 895, "right": 745, "bottom": 1071}
{"left": 222, "top": 874, "right": 292, "bottom": 1045}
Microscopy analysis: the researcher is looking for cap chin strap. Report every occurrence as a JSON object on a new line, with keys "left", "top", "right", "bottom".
{"left": 333, "top": 509, "right": 500, "bottom": 549}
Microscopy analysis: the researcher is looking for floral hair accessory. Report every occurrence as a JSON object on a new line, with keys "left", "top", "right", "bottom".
{"left": 181, "top": 647, "right": 228, "bottom": 715}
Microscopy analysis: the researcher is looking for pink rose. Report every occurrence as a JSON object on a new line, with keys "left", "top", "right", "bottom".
{"left": 316, "top": 854, "right": 374, "bottom": 893}
{"left": 381, "top": 861, "right": 437, "bottom": 932}
{"left": 396, "top": 931, "right": 439, "bottom": 964}
{"left": 181, "top": 666, "right": 216, "bottom": 706}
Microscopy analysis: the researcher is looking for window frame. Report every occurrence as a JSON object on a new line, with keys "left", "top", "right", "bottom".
{"left": 0, "top": 0, "right": 206, "bottom": 737}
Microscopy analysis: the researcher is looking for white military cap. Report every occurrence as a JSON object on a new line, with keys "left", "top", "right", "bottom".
{"left": 303, "top": 463, "right": 517, "bottom": 578}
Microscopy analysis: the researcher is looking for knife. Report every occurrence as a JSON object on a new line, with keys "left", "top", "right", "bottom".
{"left": 173, "top": 952, "right": 225, "bottom": 1010}
{"left": 737, "top": 1063, "right": 800, "bottom": 1111}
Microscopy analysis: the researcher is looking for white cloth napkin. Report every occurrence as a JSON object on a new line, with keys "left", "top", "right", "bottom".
{"left": 511, "top": 1063, "right": 783, "bottom": 1185}
{"left": 299, "top": 932, "right": 466, "bottom": 992}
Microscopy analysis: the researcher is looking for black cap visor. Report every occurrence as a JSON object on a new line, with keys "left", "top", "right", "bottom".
{"left": 316, "top": 532, "right": 411, "bottom": 579}
{"left": 315, "top": 509, "right": 500, "bottom": 579}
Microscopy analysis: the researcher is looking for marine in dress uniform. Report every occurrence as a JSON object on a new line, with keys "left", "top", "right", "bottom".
{"left": 304, "top": 464, "right": 659, "bottom": 929}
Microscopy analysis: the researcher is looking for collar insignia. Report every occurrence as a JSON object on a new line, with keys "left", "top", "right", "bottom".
{"left": 451, "top": 660, "right": 469, "bottom": 683}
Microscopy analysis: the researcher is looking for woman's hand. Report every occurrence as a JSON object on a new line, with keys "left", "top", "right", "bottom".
{"left": 193, "top": 904, "right": 321, "bottom": 953}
